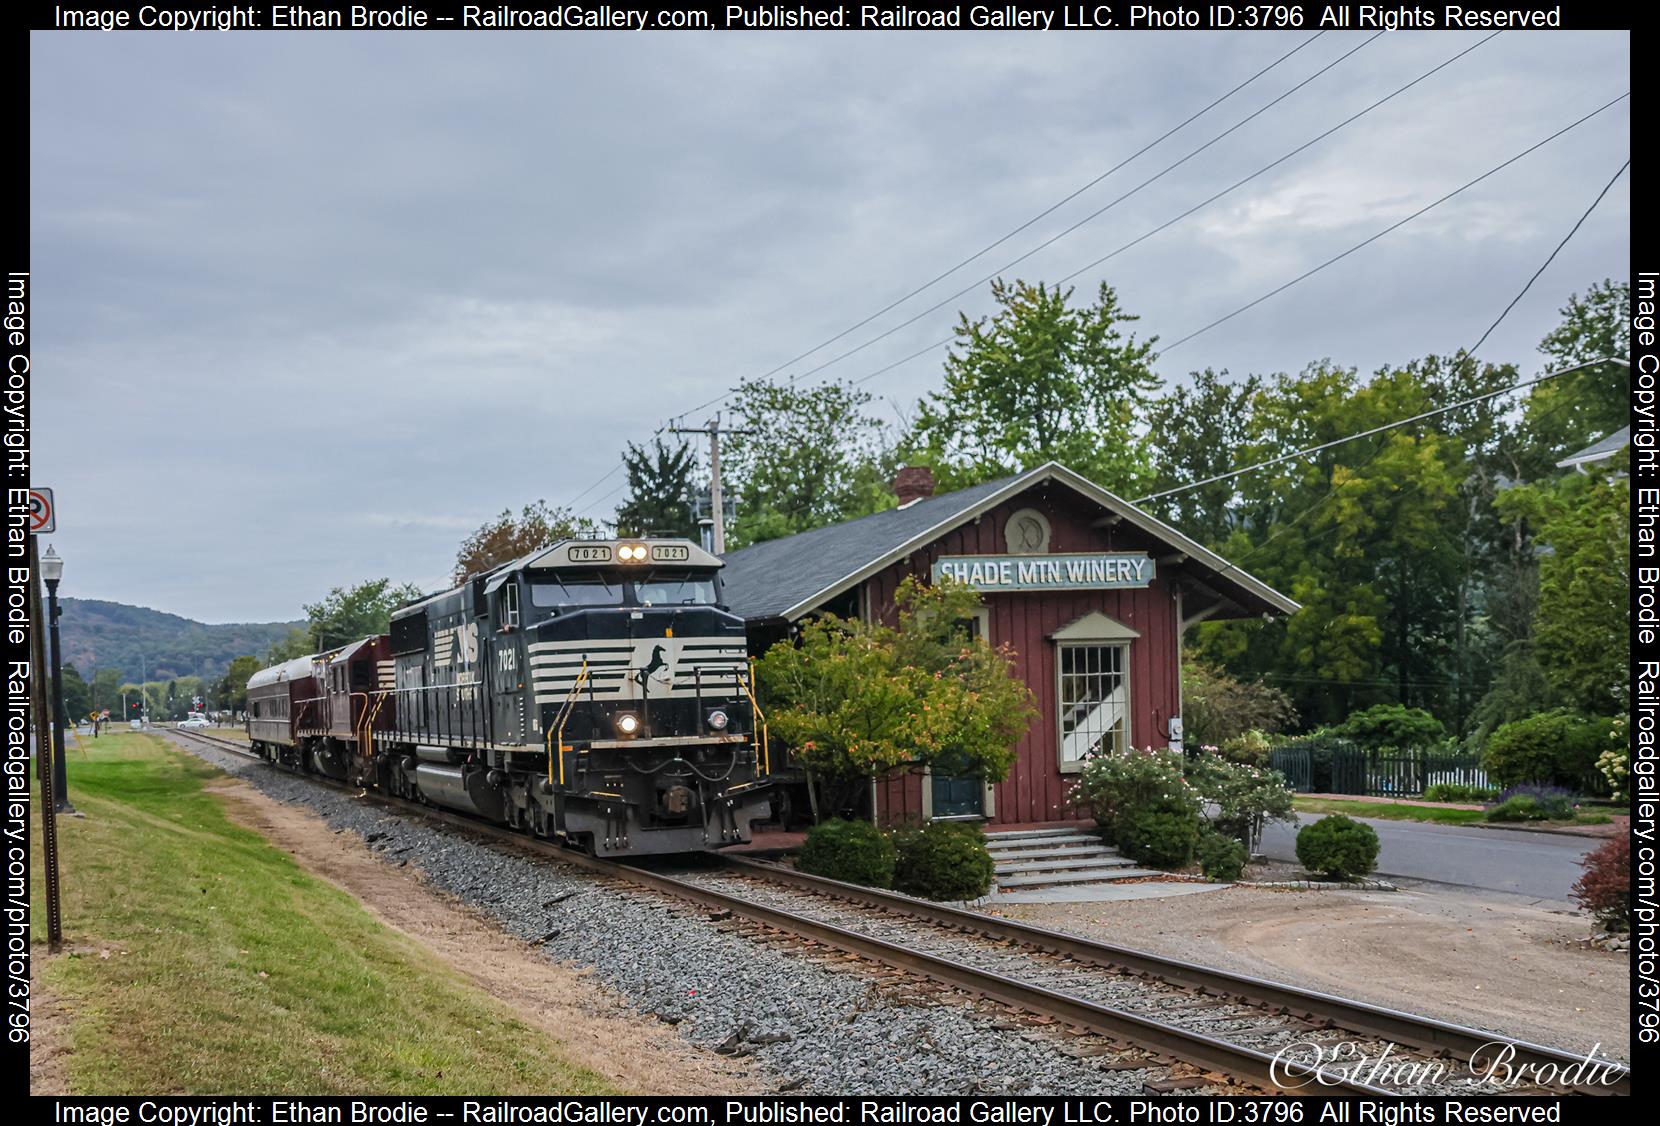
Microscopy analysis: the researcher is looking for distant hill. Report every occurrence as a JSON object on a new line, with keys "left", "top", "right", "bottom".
{"left": 57, "top": 598, "right": 304, "bottom": 683}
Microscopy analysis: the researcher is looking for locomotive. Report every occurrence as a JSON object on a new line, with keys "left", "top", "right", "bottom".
{"left": 246, "top": 538, "right": 774, "bottom": 856}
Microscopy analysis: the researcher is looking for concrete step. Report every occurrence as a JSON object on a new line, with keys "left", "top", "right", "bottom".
{"left": 987, "top": 844, "right": 1118, "bottom": 861}
{"left": 984, "top": 827, "right": 1094, "bottom": 841}
{"left": 996, "top": 867, "right": 1162, "bottom": 889}
{"left": 996, "top": 855, "right": 1139, "bottom": 874}
{"left": 985, "top": 833, "right": 1103, "bottom": 850}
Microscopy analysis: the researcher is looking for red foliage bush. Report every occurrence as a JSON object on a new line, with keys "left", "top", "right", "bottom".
{"left": 1571, "top": 835, "right": 1630, "bottom": 932}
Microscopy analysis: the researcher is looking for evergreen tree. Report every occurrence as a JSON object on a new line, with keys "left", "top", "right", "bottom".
{"left": 615, "top": 438, "right": 697, "bottom": 539}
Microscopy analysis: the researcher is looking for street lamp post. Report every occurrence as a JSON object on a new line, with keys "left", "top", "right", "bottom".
{"left": 40, "top": 545, "right": 75, "bottom": 814}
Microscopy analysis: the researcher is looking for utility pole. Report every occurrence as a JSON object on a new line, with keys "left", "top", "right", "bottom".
{"left": 26, "top": 537, "right": 64, "bottom": 949}
{"left": 670, "top": 415, "right": 753, "bottom": 556}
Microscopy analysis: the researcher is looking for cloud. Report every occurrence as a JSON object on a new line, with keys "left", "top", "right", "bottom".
{"left": 30, "top": 29, "right": 1630, "bottom": 622}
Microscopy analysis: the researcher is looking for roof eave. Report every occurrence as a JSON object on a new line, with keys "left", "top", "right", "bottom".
{"left": 773, "top": 461, "right": 1298, "bottom": 620}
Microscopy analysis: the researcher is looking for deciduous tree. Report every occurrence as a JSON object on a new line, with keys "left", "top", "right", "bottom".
{"left": 454, "top": 501, "right": 603, "bottom": 584}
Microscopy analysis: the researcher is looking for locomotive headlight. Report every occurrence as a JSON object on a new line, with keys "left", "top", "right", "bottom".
{"left": 618, "top": 543, "right": 647, "bottom": 561}
{"left": 706, "top": 708, "right": 729, "bottom": 731}
{"left": 613, "top": 711, "right": 641, "bottom": 737}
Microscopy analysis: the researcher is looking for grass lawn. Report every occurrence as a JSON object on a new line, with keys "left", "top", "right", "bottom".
{"left": 1293, "top": 796, "right": 1613, "bottom": 827}
{"left": 32, "top": 732, "right": 616, "bottom": 1095}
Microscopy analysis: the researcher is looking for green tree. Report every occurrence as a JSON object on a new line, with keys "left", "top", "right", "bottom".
{"left": 721, "top": 379, "right": 896, "bottom": 549}
{"left": 1145, "top": 368, "right": 1265, "bottom": 547}
{"left": 755, "top": 578, "right": 1034, "bottom": 818}
{"left": 909, "top": 278, "right": 1159, "bottom": 494}
{"left": 59, "top": 663, "right": 92, "bottom": 723}
{"left": 454, "top": 501, "right": 603, "bottom": 584}
{"left": 614, "top": 438, "right": 698, "bottom": 539}
{"left": 216, "top": 655, "right": 262, "bottom": 712}
{"left": 267, "top": 628, "right": 313, "bottom": 664}
{"left": 1496, "top": 455, "right": 1630, "bottom": 715}
{"left": 90, "top": 667, "right": 124, "bottom": 717}
{"left": 305, "top": 578, "right": 425, "bottom": 652}
{"left": 1518, "top": 280, "right": 1630, "bottom": 472}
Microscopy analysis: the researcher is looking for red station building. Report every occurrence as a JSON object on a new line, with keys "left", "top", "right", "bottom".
{"left": 719, "top": 462, "right": 1298, "bottom": 828}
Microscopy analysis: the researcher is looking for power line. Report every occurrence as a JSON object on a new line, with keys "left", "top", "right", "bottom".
{"left": 1133, "top": 357, "right": 1623, "bottom": 505}
{"left": 750, "top": 33, "right": 1329, "bottom": 383}
{"left": 1186, "top": 146, "right": 1631, "bottom": 588}
{"left": 778, "top": 31, "right": 1391, "bottom": 389}
{"left": 829, "top": 31, "right": 1507, "bottom": 389}
{"left": 1159, "top": 91, "right": 1630, "bottom": 354}
{"left": 561, "top": 33, "right": 1338, "bottom": 510}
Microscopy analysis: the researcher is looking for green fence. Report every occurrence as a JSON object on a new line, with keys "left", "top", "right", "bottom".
{"left": 1269, "top": 739, "right": 1488, "bottom": 797}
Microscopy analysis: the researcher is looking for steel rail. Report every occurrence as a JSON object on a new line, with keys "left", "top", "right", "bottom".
{"left": 718, "top": 856, "right": 1630, "bottom": 1097}
{"left": 166, "top": 729, "right": 1621, "bottom": 1096}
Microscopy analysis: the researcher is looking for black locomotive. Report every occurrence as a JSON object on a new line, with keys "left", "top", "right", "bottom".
{"left": 246, "top": 538, "right": 773, "bottom": 856}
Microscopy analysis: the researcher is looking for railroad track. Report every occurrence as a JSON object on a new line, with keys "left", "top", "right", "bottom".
{"left": 166, "top": 727, "right": 1628, "bottom": 1098}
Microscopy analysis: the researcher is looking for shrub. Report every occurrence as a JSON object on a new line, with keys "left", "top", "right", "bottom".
{"left": 1494, "top": 783, "right": 1577, "bottom": 820}
{"left": 1482, "top": 710, "right": 1608, "bottom": 790}
{"left": 892, "top": 821, "right": 995, "bottom": 901}
{"left": 1116, "top": 799, "right": 1202, "bottom": 869}
{"left": 1187, "top": 755, "right": 1296, "bottom": 851}
{"left": 1336, "top": 704, "right": 1445, "bottom": 751}
{"left": 1485, "top": 795, "right": 1545, "bottom": 822}
{"left": 1423, "top": 782, "right": 1498, "bottom": 803}
{"left": 1071, "top": 748, "right": 1198, "bottom": 829}
{"left": 1571, "top": 835, "right": 1630, "bottom": 932}
{"left": 797, "top": 818, "right": 895, "bottom": 888}
{"left": 1597, "top": 714, "right": 1629, "bottom": 801}
{"left": 1197, "top": 830, "right": 1248, "bottom": 882}
{"left": 1295, "top": 814, "right": 1379, "bottom": 880}
{"left": 1218, "top": 729, "right": 1273, "bottom": 766}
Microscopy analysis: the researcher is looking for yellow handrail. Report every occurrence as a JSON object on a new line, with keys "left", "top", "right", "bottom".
{"left": 740, "top": 659, "right": 769, "bottom": 776}
{"left": 547, "top": 659, "right": 590, "bottom": 787}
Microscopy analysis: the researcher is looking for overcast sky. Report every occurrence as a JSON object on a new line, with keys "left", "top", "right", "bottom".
{"left": 31, "top": 29, "right": 1630, "bottom": 623}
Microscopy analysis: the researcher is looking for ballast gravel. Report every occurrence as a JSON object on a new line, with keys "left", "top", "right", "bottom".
{"left": 172, "top": 737, "right": 1168, "bottom": 1095}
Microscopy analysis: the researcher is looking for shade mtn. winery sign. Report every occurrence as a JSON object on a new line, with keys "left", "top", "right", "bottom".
{"left": 932, "top": 552, "right": 1154, "bottom": 592}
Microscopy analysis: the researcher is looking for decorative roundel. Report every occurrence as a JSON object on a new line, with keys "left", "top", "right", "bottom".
{"left": 1004, "top": 508, "right": 1052, "bottom": 555}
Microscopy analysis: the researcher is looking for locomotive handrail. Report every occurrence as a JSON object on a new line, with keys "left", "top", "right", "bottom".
{"left": 548, "top": 659, "right": 590, "bottom": 787}
{"left": 740, "top": 659, "right": 769, "bottom": 776}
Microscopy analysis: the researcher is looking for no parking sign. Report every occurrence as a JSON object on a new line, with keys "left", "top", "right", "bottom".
{"left": 28, "top": 487, "right": 54, "bottom": 533}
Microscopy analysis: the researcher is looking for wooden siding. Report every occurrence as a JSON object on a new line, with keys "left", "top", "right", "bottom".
{"left": 865, "top": 483, "right": 1181, "bottom": 827}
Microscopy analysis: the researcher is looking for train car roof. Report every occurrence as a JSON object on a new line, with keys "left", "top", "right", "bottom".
{"left": 247, "top": 653, "right": 319, "bottom": 690}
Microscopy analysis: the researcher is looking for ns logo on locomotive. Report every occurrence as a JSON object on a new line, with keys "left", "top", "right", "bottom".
{"left": 246, "top": 539, "right": 771, "bottom": 856}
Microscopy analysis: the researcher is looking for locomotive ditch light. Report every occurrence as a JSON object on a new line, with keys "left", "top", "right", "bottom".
{"left": 705, "top": 708, "right": 729, "bottom": 731}
{"left": 613, "top": 711, "right": 641, "bottom": 737}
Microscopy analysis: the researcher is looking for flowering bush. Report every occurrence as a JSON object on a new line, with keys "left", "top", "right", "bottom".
{"left": 1071, "top": 747, "right": 1199, "bottom": 829}
{"left": 1218, "top": 729, "right": 1273, "bottom": 766}
{"left": 1571, "top": 834, "right": 1630, "bottom": 932}
{"left": 1597, "top": 714, "right": 1629, "bottom": 801}
{"left": 1187, "top": 755, "right": 1296, "bottom": 852}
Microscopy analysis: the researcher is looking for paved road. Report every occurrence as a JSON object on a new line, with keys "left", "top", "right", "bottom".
{"left": 1258, "top": 812, "right": 1603, "bottom": 903}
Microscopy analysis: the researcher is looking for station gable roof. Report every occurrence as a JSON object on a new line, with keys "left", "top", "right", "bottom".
{"left": 718, "top": 461, "right": 1299, "bottom": 623}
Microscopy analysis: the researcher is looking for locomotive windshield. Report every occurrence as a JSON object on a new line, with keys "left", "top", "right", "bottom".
{"left": 634, "top": 572, "right": 718, "bottom": 606}
{"left": 528, "top": 574, "right": 624, "bottom": 607}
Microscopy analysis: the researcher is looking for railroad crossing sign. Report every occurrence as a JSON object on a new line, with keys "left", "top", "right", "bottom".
{"left": 28, "top": 487, "right": 55, "bottom": 534}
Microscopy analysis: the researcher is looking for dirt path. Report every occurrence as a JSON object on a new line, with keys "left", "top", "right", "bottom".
{"left": 203, "top": 778, "right": 762, "bottom": 1095}
{"left": 993, "top": 884, "right": 1629, "bottom": 1062}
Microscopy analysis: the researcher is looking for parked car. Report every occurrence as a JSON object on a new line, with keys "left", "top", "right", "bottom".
{"left": 178, "top": 715, "right": 211, "bottom": 729}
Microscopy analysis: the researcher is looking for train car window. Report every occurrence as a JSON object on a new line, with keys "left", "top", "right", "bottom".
{"left": 528, "top": 575, "right": 623, "bottom": 607}
{"left": 501, "top": 582, "right": 520, "bottom": 629}
{"left": 633, "top": 572, "right": 718, "bottom": 606}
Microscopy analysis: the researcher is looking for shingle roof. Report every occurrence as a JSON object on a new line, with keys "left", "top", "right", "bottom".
{"left": 718, "top": 473, "right": 1018, "bottom": 620}
{"left": 717, "top": 461, "right": 1299, "bottom": 622}
{"left": 1556, "top": 425, "right": 1630, "bottom": 469}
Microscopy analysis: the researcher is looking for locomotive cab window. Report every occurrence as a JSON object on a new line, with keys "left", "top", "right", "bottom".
{"left": 529, "top": 574, "right": 624, "bottom": 607}
{"left": 634, "top": 572, "right": 718, "bottom": 606}
{"left": 500, "top": 582, "right": 520, "bottom": 630}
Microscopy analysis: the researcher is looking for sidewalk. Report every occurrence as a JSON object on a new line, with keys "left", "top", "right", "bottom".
{"left": 1301, "top": 792, "right": 1485, "bottom": 810}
